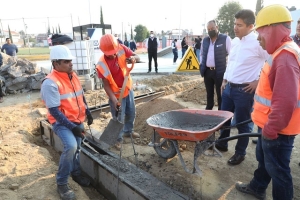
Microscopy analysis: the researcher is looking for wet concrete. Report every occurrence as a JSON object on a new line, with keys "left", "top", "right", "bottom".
{"left": 81, "top": 142, "right": 189, "bottom": 200}
{"left": 147, "top": 111, "right": 226, "bottom": 131}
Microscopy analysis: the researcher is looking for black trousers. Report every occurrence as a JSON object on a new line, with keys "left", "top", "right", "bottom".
{"left": 148, "top": 49, "right": 158, "bottom": 72}
{"left": 203, "top": 69, "right": 223, "bottom": 110}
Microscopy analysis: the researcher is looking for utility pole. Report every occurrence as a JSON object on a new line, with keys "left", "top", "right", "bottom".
{"left": 22, "top": 18, "right": 31, "bottom": 54}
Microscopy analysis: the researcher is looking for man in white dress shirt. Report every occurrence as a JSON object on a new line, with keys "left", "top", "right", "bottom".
{"left": 215, "top": 9, "right": 269, "bottom": 165}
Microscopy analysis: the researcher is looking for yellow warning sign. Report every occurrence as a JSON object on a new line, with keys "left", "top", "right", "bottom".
{"left": 176, "top": 46, "right": 200, "bottom": 72}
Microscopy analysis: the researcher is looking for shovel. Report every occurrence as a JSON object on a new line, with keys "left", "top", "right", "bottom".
{"left": 100, "top": 62, "right": 134, "bottom": 146}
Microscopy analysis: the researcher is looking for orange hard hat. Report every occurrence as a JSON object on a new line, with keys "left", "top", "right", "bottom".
{"left": 99, "top": 34, "right": 119, "bottom": 55}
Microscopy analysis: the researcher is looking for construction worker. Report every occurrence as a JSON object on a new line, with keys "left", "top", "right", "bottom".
{"left": 41, "top": 45, "right": 93, "bottom": 200}
{"left": 235, "top": 5, "right": 300, "bottom": 200}
{"left": 96, "top": 34, "right": 140, "bottom": 150}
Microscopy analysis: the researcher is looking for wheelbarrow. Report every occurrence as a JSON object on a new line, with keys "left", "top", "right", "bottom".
{"left": 146, "top": 109, "right": 260, "bottom": 176}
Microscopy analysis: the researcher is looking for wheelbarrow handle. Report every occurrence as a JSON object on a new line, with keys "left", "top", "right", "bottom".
{"left": 216, "top": 133, "right": 261, "bottom": 143}
{"left": 221, "top": 118, "right": 253, "bottom": 130}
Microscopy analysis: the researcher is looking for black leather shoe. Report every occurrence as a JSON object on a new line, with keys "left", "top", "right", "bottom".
{"left": 235, "top": 182, "right": 266, "bottom": 200}
{"left": 147, "top": 71, "right": 151, "bottom": 73}
{"left": 228, "top": 153, "right": 245, "bottom": 165}
{"left": 72, "top": 175, "right": 90, "bottom": 187}
{"left": 215, "top": 143, "right": 228, "bottom": 152}
{"left": 252, "top": 139, "right": 258, "bottom": 144}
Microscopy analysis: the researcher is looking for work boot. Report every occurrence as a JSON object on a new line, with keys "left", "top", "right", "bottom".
{"left": 0, "top": 97, "right": 3, "bottom": 103}
{"left": 235, "top": 182, "right": 266, "bottom": 200}
{"left": 124, "top": 132, "right": 140, "bottom": 139}
{"left": 57, "top": 184, "right": 76, "bottom": 200}
{"left": 72, "top": 174, "right": 90, "bottom": 187}
{"left": 114, "top": 141, "right": 121, "bottom": 150}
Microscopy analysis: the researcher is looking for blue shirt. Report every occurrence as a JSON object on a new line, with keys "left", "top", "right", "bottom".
{"left": 1, "top": 44, "right": 18, "bottom": 56}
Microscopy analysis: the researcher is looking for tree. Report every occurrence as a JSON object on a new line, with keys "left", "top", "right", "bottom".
{"left": 124, "top": 32, "right": 127, "bottom": 40}
{"left": 8, "top": 25, "right": 13, "bottom": 43}
{"left": 130, "top": 25, "right": 134, "bottom": 40}
{"left": 47, "top": 26, "right": 51, "bottom": 35}
{"left": 100, "top": 6, "right": 105, "bottom": 35}
{"left": 19, "top": 30, "right": 26, "bottom": 46}
{"left": 56, "top": 27, "right": 58, "bottom": 34}
{"left": 58, "top": 24, "right": 61, "bottom": 33}
{"left": 216, "top": 1, "right": 242, "bottom": 39}
{"left": 288, "top": 6, "right": 296, "bottom": 11}
{"left": 52, "top": 27, "right": 55, "bottom": 34}
{"left": 134, "top": 24, "right": 148, "bottom": 42}
{"left": 255, "top": 0, "right": 264, "bottom": 15}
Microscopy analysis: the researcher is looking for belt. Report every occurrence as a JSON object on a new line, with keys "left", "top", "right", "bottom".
{"left": 228, "top": 82, "right": 249, "bottom": 88}
{"left": 207, "top": 67, "right": 215, "bottom": 70}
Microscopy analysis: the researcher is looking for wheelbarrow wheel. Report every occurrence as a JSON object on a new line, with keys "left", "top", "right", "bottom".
{"left": 152, "top": 131, "right": 177, "bottom": 159}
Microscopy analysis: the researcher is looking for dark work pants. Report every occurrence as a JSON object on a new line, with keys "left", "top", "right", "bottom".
{"left": 148, "top": 49, "right": 158, "bottom": 72}
{"left": 172, "top": 49, "right": 178, "bottom": 63}
{"left": 203, "top": 69, "right": 222, "bottom": 110}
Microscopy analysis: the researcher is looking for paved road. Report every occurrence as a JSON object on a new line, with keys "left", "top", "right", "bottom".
{"left": 35, "top": 50, "right": 190, "bottom": 75}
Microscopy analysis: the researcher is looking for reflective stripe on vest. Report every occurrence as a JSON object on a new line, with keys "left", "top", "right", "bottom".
{"left": 45, "top": 70, "right": 86, "bottom": 124}
{"left": 95, "top": 46, "right": 132, "bottom": 98}
{"left": 252, "top": 41, "right": 300, "bottom": 134}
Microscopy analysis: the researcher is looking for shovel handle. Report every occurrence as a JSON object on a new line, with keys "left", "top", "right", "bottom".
{"left": 115, "top": 104, "right": 120, "bottom": 118}
{"left": 125, "top": 59, "right": 134, "bottom": 76}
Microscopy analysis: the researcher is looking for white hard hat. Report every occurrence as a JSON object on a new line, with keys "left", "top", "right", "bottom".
{"left": 50, "top": 45, "right": 75, "bottom": 61}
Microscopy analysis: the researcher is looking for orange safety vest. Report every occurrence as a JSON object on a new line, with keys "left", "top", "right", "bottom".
{"left": 45, "top": 70, "right": 86, "bottom": 124}
{"left": 252, "top": 41, "right": 300, "bottom": 135}
{"left": 95, "top": 46, "right": 132, "bottom": 98}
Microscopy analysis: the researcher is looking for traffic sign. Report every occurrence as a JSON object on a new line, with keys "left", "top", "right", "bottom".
{"left": 176, "top": 46, "right": 200, "bottom": 72}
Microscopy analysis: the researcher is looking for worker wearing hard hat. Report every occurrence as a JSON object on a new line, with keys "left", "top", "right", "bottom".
{"left": 96, "top": 34, "right": 140, "bottom": 150}
{"left": 236, "top": 4, "right": 300, "bottom": 200}
{"left": 41, "top": 45, "right": 93, "bottom": 200}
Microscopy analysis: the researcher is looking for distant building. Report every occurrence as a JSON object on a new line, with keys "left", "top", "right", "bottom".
{"left": 36, "top": 33, "right": 48, "bottom": 43}
{"left": 1, "top": 30, "right": 21, "bottom": 45}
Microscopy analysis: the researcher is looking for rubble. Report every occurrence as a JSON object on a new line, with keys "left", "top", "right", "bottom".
{"left": 0, "top": 53, "right": 46, "bottom": 95}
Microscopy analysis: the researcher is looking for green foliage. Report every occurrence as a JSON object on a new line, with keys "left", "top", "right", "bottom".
{"left": 134, "top": 24, "right": 148, "bottom": 42}
{"left": 130, "top": 25, "right": 133, "bottom": 40}
{"left": 8, "top": 25, "right": 13, "bottom": 43}
{"left": 17, "top": 47, "right": 50, "bottom": 55}
{"left": 56, "top": 27, "right": 58, "bottom": 34}
{"left": 47, "top": 27, "right": 51, "bottom": 35}
{"left": 288, "top": 6, "right": 297, "bottom": 11}
{"left": 124, "top": 32, "right": 127, "bottom": 40}
{"left": 255, "top": 0, "right": 264, "bottom": 15}
{"left": 216, "top": 1, "right": 242, "bottom": 39}
{"left": 100, "top": 6, "right": 105, "bottom": 35}
{"left": 58, "top": 24, "right": 61, "bottom": 33}
{"left": 52, "top": 27, "right": 55, "bottom": 34}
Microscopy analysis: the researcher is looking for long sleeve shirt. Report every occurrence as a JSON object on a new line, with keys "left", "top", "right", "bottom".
{"left": 263, "top": 51, "right": 300, "bottom": 138}
{"left": 199, "top": 35, "right": 231, "bottom": 66}
{"left": 223, "top": 31, "right": 269, "bottom": 84}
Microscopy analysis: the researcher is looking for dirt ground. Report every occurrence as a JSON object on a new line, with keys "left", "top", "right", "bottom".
{"left": 1, "top": 74, "right": 300, "bottom": 200}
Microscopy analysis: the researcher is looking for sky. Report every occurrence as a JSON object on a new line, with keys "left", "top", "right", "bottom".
{"left": 0, "top": 0, "right": 298, "bottom": 36}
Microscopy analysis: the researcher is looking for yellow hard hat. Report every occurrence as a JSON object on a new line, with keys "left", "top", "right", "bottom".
{"left": 255, "top": 4, "right": 292, "bottom": 30}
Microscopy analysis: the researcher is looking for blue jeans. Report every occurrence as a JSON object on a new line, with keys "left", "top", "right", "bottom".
{"left": 231, "top": 108, "right": 254, "bottom": 132}
{"left": 218, "top": 84, "right": 254, "bottom": 155}
{"left": 196, "top": 49, "right": 200, "bottom": 62}
{"left": 250, "top": 130, "right": 295, "bottom": 200}
{"left": 172, "top": 49, "right": 178, "bottom": 63}
{"left": 109, "top": 89, "right": 136, "bottom": 141}
{"left": 52, "top": 122, "right": 83, "bottom": 185}
{"left": 182, "top": 48, "right": 187, "bottom": 58}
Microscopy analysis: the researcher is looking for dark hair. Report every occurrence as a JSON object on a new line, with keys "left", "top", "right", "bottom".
{"left": 235, "top": 9, "right": 255, "bottom": 26}
{"left": 174, "top": 39, "right": 177, "bottom": 42}
{"left": 6, "top": 38, "right": 10, "bottom": 41}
